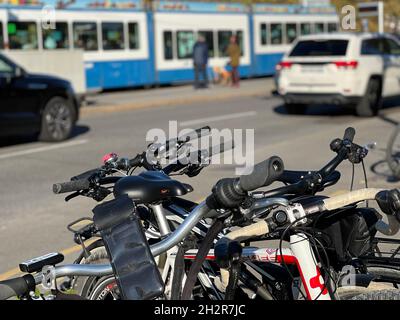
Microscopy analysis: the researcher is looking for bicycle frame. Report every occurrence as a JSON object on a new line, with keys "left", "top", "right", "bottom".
{"left": 100, "top": 201, "right": 332, "bottom": 300}
{"left": 183, "top": 233, "right": 332, "bottom": 300}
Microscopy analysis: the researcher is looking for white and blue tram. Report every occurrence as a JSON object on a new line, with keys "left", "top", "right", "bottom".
{"left": 0, "top": 0, "right": 339, "bottom": 91}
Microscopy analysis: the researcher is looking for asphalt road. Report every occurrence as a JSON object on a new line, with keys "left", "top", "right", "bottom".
{"left": 1, "top": 93, "right": 400, "bottom": 276}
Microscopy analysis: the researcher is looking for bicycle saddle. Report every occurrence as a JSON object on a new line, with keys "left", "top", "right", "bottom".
{"left": 113, "top": 171, "right": 193, "bottom": 204}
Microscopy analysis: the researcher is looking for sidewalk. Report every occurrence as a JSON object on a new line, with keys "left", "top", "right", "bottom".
{"left": 81, "top": 78, "right": 275, "bottom": 116}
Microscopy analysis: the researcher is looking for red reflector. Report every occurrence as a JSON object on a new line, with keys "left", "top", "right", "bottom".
{"left": 334, "top": 61, "right": 358, "bottom": 69}
{"left": 276, "top": 61, "right": 293, "bottom": 71}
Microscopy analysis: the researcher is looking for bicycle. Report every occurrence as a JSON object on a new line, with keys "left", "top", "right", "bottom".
{"left": 1, "top": 182, "right": 400, "bottom": 301}
{"left": 50, "top": 128, "right": 400, "bottom": 300}
{"left": 2, "top": 128, "right": 400, "bottom": 301}
{"left": 386, "top": 123, "right": 400, "bottom": 179}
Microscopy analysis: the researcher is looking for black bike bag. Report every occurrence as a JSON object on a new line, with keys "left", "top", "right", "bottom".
{"left": 92, "top": 195, "right": 164, "bottom": 300}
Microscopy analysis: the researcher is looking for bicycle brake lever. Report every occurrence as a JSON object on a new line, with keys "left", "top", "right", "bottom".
{"left": 65, "top": 191, "right": 81, "bottom": 202}
{"left": 348, "top": 143, "right": 369, "bottom": 164}
{"left": 363, "top": 142, "right": 377, "bottom": 151}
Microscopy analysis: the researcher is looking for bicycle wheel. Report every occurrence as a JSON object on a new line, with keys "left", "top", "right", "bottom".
{"left": 386, "top": 125, "right": 400, "bottom": 178}
{"left": 351, "top": 289, "right": 400, "bottom": 300}
{"left": 73, "top": 246, "right": 110, "bottom": 298}
{"left": 336, "top": 266, "right": 400, "bottom": 299}
{"left": 89, "top": 276, "right": 120, "bottom": 300}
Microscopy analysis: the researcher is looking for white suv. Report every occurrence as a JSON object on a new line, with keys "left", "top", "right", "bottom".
{"left": 275, "top": 33, "right": 400, "bottom": 117}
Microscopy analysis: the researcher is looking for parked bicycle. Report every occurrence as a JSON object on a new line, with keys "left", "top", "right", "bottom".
{"left": 387, "top": 124, "right": 400, "bottom": 179}
{"left": 1, "top": 128, "right": 400, "bottom": 301}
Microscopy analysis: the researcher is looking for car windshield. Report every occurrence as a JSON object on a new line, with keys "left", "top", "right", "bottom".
{"left": 289, "top": 39, "right": 349, "bottom": 57}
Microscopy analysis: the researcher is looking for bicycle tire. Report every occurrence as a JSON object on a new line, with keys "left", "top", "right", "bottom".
{"left": 351, "top": 289, "right": 400, "bottom": 300}
{"left": 386, "top": 125, "right": 400, "bottom": 178}
{"left": 368, "top": 266, "right": 400, "bottom": 282}
{"left": 336, "top": 266, "right": 400, "bottom": 300}
{"left": 89, "top": 276, "right": 119, "bottom": 300}
{"left": 74, "top": 246, "right": 110, "bottom": 298}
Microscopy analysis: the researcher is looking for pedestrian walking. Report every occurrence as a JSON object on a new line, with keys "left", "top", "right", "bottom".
{"left": 227, "top": 35, "right": 241, "bottom": 88}
{"left": 192, "top": 35, "right": 209, "bottom": 89}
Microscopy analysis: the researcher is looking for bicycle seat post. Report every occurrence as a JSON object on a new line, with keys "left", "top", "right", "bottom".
{"left": 151, "top": 204, "right": 172, "bottom": 236}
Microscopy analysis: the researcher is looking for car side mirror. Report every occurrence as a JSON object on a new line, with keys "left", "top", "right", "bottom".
{"left": 14, "top": 67, "right": 26, "bottom": 78}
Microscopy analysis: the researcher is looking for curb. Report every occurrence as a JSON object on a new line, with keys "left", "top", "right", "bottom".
{"left": 81, "top": 88, "right": 271, "bottom": 117}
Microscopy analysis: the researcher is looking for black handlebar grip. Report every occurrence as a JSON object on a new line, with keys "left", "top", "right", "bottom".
{"left": 53, "top": 179, "right": 91, "bottom": 194}
{"left": 188, "top": 126, "right": 211, "bottom": 140}
{"left": 0, "top": 275, "right": 35, "bottom": 300}
{"left": 165, "top": 126, "right": 212, "bottom": 150}
{"left": 343, "top": 127, "right": 356, "bottom": 142}
{"left": 182, "top": 126, "right": 211, "bottom": 142}
{"left": 239, "top": 156, "right": 284, "bottom": 192}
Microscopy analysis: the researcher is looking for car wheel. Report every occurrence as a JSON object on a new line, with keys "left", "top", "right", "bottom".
{"left": 39, "top": 97, "right": 75, "bottom": 142}
{"left": 284, "top": 103, "right": 307, "bottom": 115}
{"left": 355, "top": 78, "right": 381, "bottom": 117}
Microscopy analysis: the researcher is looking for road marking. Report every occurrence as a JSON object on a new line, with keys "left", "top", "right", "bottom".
{"left": 0, "top": 140, "right": 88, "bottom": 160}
{"left": 180, "top": 111, "right": 257, "bottom": 127}
{"left": 0, "top": 267, "right": 22, "bottom": 282}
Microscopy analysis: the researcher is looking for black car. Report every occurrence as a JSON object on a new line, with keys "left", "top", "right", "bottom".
{"left": 0, "top": 53, "right": 80, "bottom": 142}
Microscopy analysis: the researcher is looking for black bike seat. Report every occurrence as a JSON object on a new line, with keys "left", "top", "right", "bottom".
{"left": 113, "top": 171, "right": 193, "bottom": 204}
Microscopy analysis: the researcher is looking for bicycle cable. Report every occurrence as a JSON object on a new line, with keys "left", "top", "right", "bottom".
{"left": 362, "top": 159, "right": 369, "bottom": 207}
{"left": 278, "top": 218, "right": 308, "bottom": 300}
{"left": 350, "top": 163, "right": 355, "bottom": 191}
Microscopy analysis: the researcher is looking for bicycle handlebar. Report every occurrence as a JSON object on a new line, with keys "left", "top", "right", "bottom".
{"left": 321, "top": 188, "right": 383, "bottom": 211}
{"left": 222, "top": 188, "right": 400, "bottom": 243}
{"left": 343, "top": 127, "right": 356, "bottom": 142}
{"left": 148, "top": 126, "right": 212, "bottom": 156}
{"left": 6, "top": 187, "right": 400, "bottom": 299}
{"left": 214, "top": 187, "right": 400, "bottom": 288}
{"left": 207, "top": 156, "right": 285, "bottom": 209}
{"left": 53, "top": 127, "right": 217, "bottom": 196}
{"left": 263, "top": 127, "right": 364, "bottom": 198}
{"left": 239, "top": 156, "right": 284, "bottom": 192}
{"left": 53, "top": 179, "right": 91, "bottom": 194}
{"left": 0, "top": 275, "right": 35, "bottom": 300}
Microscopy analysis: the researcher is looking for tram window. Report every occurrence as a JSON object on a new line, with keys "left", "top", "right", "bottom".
{"left": 177, "top": 31, "right": 195, "bottom": 59}
{"left": 270, "top": 24, "right": 282, "bottom": 45}
{"left": 128, "top": 22, "right": 140, "bottom": 50}
{"left": 218, "top": 30, "right": 232, "bottom": 57}
{"left": 236, "top": 30, "right": 244, "bottom": 56}
{"left": 300, "top": 23, "right": 311, "bottom": 35}
{"left": 8, "top": 22, "right": 38, "bottom": 50}
{"left": 198, "top": 30, "right": 214, "bottom": 58}
{"left": 328, "top": 23, "right": 338, "bottom": 33}
{"left": 163, "top": 31, "right": 173, "bottom": 60}
{"left": 102, "top": 22, "right": 125, "bottom": 50}
{"left": 260, "top": 23, "right": 267, "bottom": 45}
{"left": 286, "top": 23, "right": 297, "bottom": 44}
{"left": 73, "top": 22, "right": 98, "bottom": 51}
{"left": 315, "top": 23, "right": 325, "bottom": 34}
{"left": 42, "top": 22, "right": 69, "bottom": 50}
{"left": 0, "top": 23, "right": 3, "bottom": 49}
